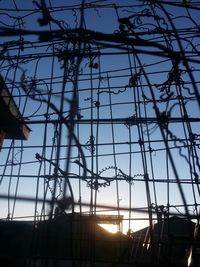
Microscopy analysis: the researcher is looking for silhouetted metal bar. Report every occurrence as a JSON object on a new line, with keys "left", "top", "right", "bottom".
{"left": 0, "top": 193, "right": 198, "bottom": 219}
{"left": 4, "top": 117, "right": 198, "bottom": 125}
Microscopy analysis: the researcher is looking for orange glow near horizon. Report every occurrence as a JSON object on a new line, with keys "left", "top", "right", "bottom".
{"left": 98, "top": 224, "right": 119, "bottom": 234}
{"left": 99, "top": 220, "right": 150, "bottom": 234}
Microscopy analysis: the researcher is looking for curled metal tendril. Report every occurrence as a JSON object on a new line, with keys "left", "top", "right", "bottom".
{"left": 84, "top": 135, "right": 95, "bottom": 154}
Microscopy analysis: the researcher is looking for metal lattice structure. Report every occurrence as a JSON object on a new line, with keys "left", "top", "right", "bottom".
{"left": 0, "top": 1, "right": 200, "bottom": 266}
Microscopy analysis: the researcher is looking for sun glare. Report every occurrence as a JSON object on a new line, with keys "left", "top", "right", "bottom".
{"left": 187, "top": 248, "right": 192, "bottom": 267}
{"left": 98, "top": 224, "right": 119, "bottom": 234}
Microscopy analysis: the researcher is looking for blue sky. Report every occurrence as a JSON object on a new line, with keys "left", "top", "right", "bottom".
{"left": 0, "top": 0, "right": 199, "bottom": 233}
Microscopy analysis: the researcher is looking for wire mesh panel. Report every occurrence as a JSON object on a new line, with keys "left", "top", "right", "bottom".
{"left": 0, "top": 1, "right": 199, "bottom": 266}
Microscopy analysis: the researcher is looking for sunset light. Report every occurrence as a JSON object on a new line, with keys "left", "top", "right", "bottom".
{"left": 99, "top": 224, "right": 118, "bottom": 234}
{"left": 187, "top": 248, "right": 193, "bottom": 267}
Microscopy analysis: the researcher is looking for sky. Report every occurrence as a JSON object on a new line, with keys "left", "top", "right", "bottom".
{"left": 0, "top": 0, "right": 199, "bottom": 234}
